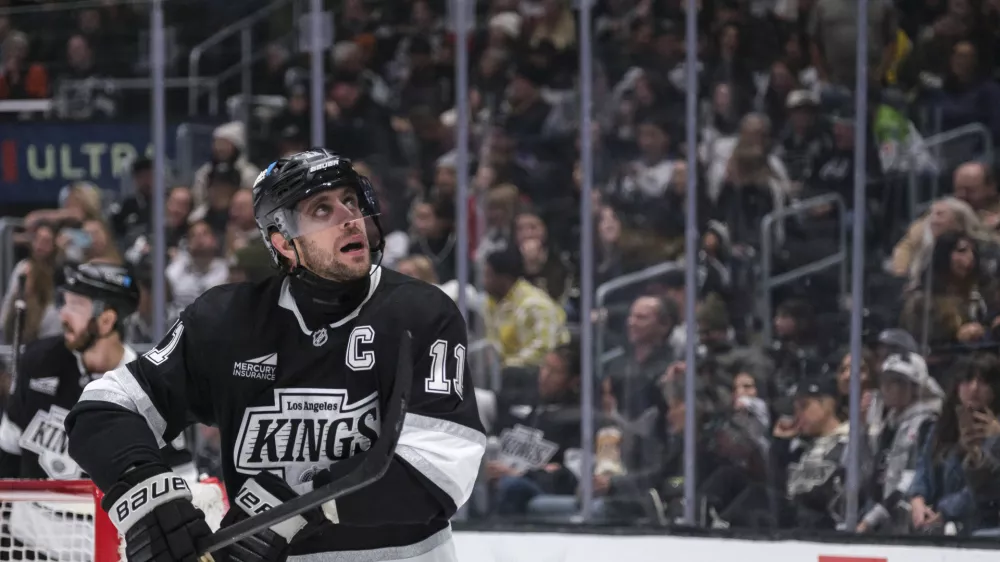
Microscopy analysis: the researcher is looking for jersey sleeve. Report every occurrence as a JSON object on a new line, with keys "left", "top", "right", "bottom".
{"left": 65, "top": 307, "right": 214, "bottom": 491}
{"left": 0, "top": 346, "right": 35, "bottom": 477}
{"left": 334, "top": 298, "right": 487, "bottom": 526}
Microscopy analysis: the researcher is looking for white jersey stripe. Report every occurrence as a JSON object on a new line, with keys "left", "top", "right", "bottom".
{"left": 395, "top": 413, "right": 486, "bottom": 509}
{"left": 78, "top": 365, "right": 169, "bottom": 448}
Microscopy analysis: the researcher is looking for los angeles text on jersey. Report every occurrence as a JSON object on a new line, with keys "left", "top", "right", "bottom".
{"left": 234, "top": 388, "right": 380, "bottom": 485}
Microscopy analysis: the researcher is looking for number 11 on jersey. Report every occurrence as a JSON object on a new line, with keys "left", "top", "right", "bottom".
{"left": 424, "top": 340, "right": 465, "bottom": 399}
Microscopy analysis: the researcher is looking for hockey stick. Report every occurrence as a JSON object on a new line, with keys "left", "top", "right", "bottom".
{"left": 196, "top": 331, "right": 413, "bottom": 557}
{"left": 8, "top": 274, "right": 27, "bottom": 384}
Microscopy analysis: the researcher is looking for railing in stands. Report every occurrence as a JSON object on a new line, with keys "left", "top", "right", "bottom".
{"left": 187, "top": 0, "right": 301, "bottom": 117}
{"left": 758, "top": 192, "right": 848, "bottom": 345}
{"left": 906, "top": 122, "right": 995, "bottom": 221}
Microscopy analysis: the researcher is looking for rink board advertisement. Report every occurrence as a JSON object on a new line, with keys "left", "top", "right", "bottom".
{"left": 451, "top": 531, "right": 997, "bottom": 562}
{"left": 0, "top": 121, "right": 177, "bottom": 204}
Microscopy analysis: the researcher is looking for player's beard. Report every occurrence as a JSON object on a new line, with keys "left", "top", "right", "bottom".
{"left": 296, "top": 231, "right": 371, "bottom": 282}
{"left": 63, "top": 319, "right": 99, "bottom": 352}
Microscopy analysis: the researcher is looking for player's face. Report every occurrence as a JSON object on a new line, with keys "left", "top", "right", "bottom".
{"left": 292, "top": 187, "right": 371, "bottom": 282}
{"left": 59, "top": 292, "right": 95, "bottom": 350}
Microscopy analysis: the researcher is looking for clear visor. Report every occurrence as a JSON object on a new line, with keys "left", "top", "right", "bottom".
{"left": 56, "top": 288, "right": 96, "bottom": 318}
{"left": 276, "top": 187, "right": 377, "bottom": 240}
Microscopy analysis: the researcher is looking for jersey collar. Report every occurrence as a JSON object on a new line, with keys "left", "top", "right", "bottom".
{"left": 74, "top": 344, "right": 138, "bottom": 379}
{"left": 278, "top": 265, "right": 382, "bottom": 336}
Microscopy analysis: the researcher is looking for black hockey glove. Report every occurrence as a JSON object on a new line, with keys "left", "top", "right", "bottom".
{"left": 222, "top": 471, "right": 330, "bottom": 562}
{"left": 102, "top": 464, "right": 212, "bottom": 562}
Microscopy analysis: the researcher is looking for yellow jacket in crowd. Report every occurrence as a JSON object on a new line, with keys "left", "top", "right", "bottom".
{"left": 485, "top": 279, "right": 569, "bottom": 368}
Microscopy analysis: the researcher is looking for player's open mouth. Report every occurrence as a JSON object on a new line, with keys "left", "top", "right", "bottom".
{"left": 340, "top": 241, "right": 366, "bottom": 254}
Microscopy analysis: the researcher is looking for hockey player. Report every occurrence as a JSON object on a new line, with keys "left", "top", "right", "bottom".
{"left": 0, "top": 261, "right": 194, "bottom": 479}
{"left": 0, "top": 262, "right": 195, "bottom": 560}
{"left": 65, "top": 149, "right": 487, "bottom": 562}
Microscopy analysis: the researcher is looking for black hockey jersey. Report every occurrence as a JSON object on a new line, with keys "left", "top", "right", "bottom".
{"left": 0, "top": 336, "right": 193, "bottom": 480}
{"left": 65, "top": 267, "right": 487, "bottom": 556}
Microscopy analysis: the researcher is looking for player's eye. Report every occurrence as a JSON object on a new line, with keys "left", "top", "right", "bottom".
{"left": 312, "top": 203, "right": 332, "bottom": 218}
{"left": 342, "top": 195, "right": 358, "bottom": 208}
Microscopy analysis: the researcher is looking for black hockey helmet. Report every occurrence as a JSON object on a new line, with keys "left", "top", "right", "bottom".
{"left": 59, "top": 262, "right": 140, "bottom": 320}
{"left": 252, "top": 148, "right": 384, "bottom": 268}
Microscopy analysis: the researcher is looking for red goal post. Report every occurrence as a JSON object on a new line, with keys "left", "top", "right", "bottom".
{"left": 0, "top": 478, "right": 227, "bottom": 562}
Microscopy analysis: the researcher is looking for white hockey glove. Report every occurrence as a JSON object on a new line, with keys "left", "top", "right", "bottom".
{"left": 102, "top": 464, "right": 212, "bottom": 562}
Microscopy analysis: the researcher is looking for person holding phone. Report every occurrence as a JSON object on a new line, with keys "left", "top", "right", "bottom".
{"left": 909, "top": 353, "right": 1000, "bottom": 535}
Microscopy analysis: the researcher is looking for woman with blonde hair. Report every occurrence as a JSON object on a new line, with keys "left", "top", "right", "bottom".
{"left": 15, "top": 182, "right": 106, "bottom": 248}
{"left": 894, "top": 197, "right": 996, "bottom": 283}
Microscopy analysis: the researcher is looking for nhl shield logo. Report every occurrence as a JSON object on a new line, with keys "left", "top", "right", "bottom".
{"left": 313, "top": 328, "right": 328, "bottom": 347}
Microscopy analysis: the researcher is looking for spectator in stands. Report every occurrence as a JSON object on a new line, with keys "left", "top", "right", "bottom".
{"left": 165, "top": 186, "right": 194, "bottom": 253}
{"left": 808, "top": 0, "right": 897, "bottom": 92}
{"left": 858, "top": 353, "right": 944, "bottom": 534}
{"left": 225, "top": 188, "right": 259, "bottom": 257}
{"left": 395, "top": 37, "right": 449, "bottom": 113}
{"left": 76, "top": 218, "right": 123, "bottom": 265}
{"left": 710, "top": 113, "right": 790, "bottom": 252}
{"left": 123, "top": 185, "right": 194, "bottom": 265}
{"left": 953, "top": 161, "right": 1000, "bottom": 230}
{"left": 0, "top": 31, "right": 48, "bottom": 101}
{"left": 514, "top": 209, "right": 571, "bottom": 303}
{"left": 605, "top": 295, "right": 678, "bottom": 421}
{"left": 760, "top": 60, "right": 801, "bottom": 135}
{"left": 254, "top": 43, "right": 303, "bottom": 98}
{"left": 484, "top": 339, "right": 583, "bottom": 516}
{"left": 833, "top": 347, "right": 884, "bottom": 445}
{"left": 20, "top": 181, "right": 104, "bottom": 242}
{"left": 191, "top": 121, "right": 260, "bottom": 207}
{"left": 408, "top": 196, "right": 458, "bottom": 283}
{"left": 395, "top": 255, "right": 483, "bottom": 314}
{"left": 54, "top": 34, "right": 119, "bottom": 120}
{"left": 324, "top": 71, "right": 402, "bottom": 165}
{"left": 892, "top": 196, "right": 994, "bottom": 280}
{"left": 770, "top": 299, "right": 823, "bottom": 394}
{"left": 595, "top": 204, "right": 625, "bottom": 286}
{"left": 706, "top": 23, "right": 756, "bottom": 103}
{"left": 166, "top": 220, "right": 229, "bottom": 309}
{"left": 331, "top": 40, "right": 392, "bottom": 109}
{"left": 483, "top": 247, "right": 567, "bottom": 369}
{"left": 109, "top": 157, "right": 153, "bottom": 248}
{"left": 227, "top": 239, "right": 279, "bottom": 285}
{"left": 924, "top": 41, "right": 1000, "bottom": 142}
{"left": 778, "top": 376, "right": 870, "bottom": 530}
{"left": 0, "top": 223, "right": 59, "bottom": 345}
{"left": 775, "top": 90, "right": 830, "bottom": 187}
{"left": 194, "top": 164, "right": 243, "bottom": 237}
{"left": 902, "top": 231, "right": 997, "bottom": 346}
{"left": 475, "top": 183, "right": 520, "bottom": 265}
{"left": 910, "top": 353, "right": 1000, "bottom": 534}
{"left": 123, "top": 257, "right": 178, "bottom": 344}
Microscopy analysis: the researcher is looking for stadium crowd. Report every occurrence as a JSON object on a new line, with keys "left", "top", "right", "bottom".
{"left": 4, "top": 0, "right": 1000, "bottom": 540}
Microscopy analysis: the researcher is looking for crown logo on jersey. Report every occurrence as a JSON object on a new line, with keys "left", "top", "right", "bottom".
{"left": 313, "top": 328, "right": 328, "bottom": 347}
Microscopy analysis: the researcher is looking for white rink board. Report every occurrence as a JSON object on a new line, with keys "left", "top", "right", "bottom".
{"left": 452, "top": 531, "right": 998, "bottom": 562}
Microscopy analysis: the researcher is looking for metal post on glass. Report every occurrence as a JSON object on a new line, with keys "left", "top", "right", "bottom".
{"left": 845, "top": 0, "right": 871, "bottom": 531}
{"left": 307, "top": 0, "right": 332, "bottom": 148}
{"left": 576, "top": 0, "right": 597, "bottom": 522}
{"left": 150, "top": 0, "right": 167, "bottom": 341}
{"left": 449, "top": 0, "right": 475, "bottom": 322}
{"left": 681, "top": 0, "right": 700, "bottom": 527}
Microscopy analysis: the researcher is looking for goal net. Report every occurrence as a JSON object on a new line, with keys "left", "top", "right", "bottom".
{"left": 0, "top": 479, "right": 227, "bottom": 562}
